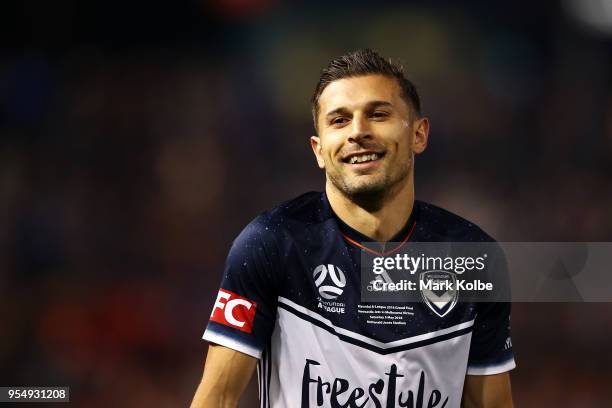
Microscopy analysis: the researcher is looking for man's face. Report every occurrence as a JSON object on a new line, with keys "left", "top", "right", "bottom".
{"left": 311, "top": 74, "right": 428, "bottom": 198}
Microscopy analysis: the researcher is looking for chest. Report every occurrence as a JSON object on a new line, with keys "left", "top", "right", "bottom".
{"left": 279, "top": 234, "right": 477, "bottom": 343}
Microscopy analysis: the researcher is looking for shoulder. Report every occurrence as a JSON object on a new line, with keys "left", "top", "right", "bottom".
{"left": 415, "top": 200, "right": 496, "bottom": 242}
{"left": 266, "top": 191, "right": 329, "bottom": 225}
{"left": 233, "top": 191, "right": 328, "bottom": 248}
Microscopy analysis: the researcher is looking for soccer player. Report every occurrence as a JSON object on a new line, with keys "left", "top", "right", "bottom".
{"left": 190, "top": 49, "right": 515, "bottom": 408}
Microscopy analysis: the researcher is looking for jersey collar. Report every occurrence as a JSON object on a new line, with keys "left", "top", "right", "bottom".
{"left": 323, "top": 192, "right": 419, "bottom": 256}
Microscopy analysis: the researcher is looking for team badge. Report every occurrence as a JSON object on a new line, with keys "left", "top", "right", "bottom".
{"left": 419, "top": 270, "right": 458, "bottom": 317}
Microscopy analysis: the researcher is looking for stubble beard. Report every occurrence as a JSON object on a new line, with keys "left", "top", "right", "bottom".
{"left": 327, "top": 157, "right": 412, "bottom": 212}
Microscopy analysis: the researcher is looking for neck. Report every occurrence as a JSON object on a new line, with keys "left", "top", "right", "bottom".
{"left": 326, "top": 175, "right": 415, "bottom": 242}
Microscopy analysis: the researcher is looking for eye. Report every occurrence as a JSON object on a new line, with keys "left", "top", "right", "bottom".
{"left": 371, "top": 111, "right": 389, "bottom": 119}
{"left": 331, "top": 117, "right": 349, "bottom": 126}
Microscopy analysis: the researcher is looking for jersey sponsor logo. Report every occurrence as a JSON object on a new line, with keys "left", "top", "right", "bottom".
{"left": 210, "top": 289, "right": 257, "bottom": 333}
{"left": 302, "top": 359, "right": 449, "bottom": 407}
{"left": 419, "top": 271, "right": 458, "bottom": 317}
{"left": 367, "top": 268, "right": 394, "bottom": 291}
{"left": 313, "top": 264, "right": 347, "bottom": 300}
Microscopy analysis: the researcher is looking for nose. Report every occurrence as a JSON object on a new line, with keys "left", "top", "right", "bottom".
{"left": 347, "top": 113, "right": 372, "bottom": 143}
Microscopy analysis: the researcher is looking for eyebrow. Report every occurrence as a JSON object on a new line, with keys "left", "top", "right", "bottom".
{"left": 324, "top": 100, "right": 394, "bottom": 119}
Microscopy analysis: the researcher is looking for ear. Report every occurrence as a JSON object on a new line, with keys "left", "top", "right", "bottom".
{"left": 412, "top": 117, "right": 429, "bottom": 154}
{"left": 310, "top": 136, "right": 326, "bottom": 169}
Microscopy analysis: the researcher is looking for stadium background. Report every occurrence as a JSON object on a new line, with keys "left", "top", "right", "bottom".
{"left": 2, "top": 0, "right": 612, "bottom": 406}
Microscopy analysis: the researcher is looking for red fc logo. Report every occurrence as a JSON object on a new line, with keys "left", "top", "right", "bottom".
{"left": 210, "top": 289, "right": 257, "bottom": 333}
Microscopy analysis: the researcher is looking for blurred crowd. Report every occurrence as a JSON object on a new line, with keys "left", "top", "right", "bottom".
{"left": 1, "top": 0, "right": 612, "bottom": 406}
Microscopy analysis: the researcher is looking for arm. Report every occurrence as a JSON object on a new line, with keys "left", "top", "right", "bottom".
{"left": 193, "top": 217, "right": 280, "bottom": 407}
{"left": 461, "top": 373, "right": 513, "bottom": 408}
{"left": 190, "top": 344, "right": 257, "bottom": 408}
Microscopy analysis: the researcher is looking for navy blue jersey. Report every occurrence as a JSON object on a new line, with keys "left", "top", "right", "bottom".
{"left": 203, "top": 192, "right": 515, "bottom": 408}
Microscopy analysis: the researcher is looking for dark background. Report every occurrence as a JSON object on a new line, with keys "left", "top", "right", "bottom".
{"left": 1, "top": 0, "right": 612, "bottom": 406}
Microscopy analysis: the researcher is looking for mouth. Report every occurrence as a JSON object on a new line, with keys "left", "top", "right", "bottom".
{"left": 341, "top": 151, "right": 385, "bottom": 165}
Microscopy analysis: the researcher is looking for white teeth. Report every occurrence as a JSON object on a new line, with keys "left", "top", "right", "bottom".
{"left": 349, "top": 153, "right": 379, "bottom": 164}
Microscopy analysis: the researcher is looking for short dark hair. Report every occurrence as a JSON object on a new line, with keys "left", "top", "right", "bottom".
{"left": 311, "top": 49, "right": 421, "bottom": 133}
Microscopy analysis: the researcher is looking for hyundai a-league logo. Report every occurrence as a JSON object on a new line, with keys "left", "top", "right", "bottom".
{"left": 313, "top": 264, "right": 347, "bottom": 300}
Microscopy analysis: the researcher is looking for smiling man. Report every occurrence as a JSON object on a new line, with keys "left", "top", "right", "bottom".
{"left": 191, "top": 49, "right": 515, "bottom": 408}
